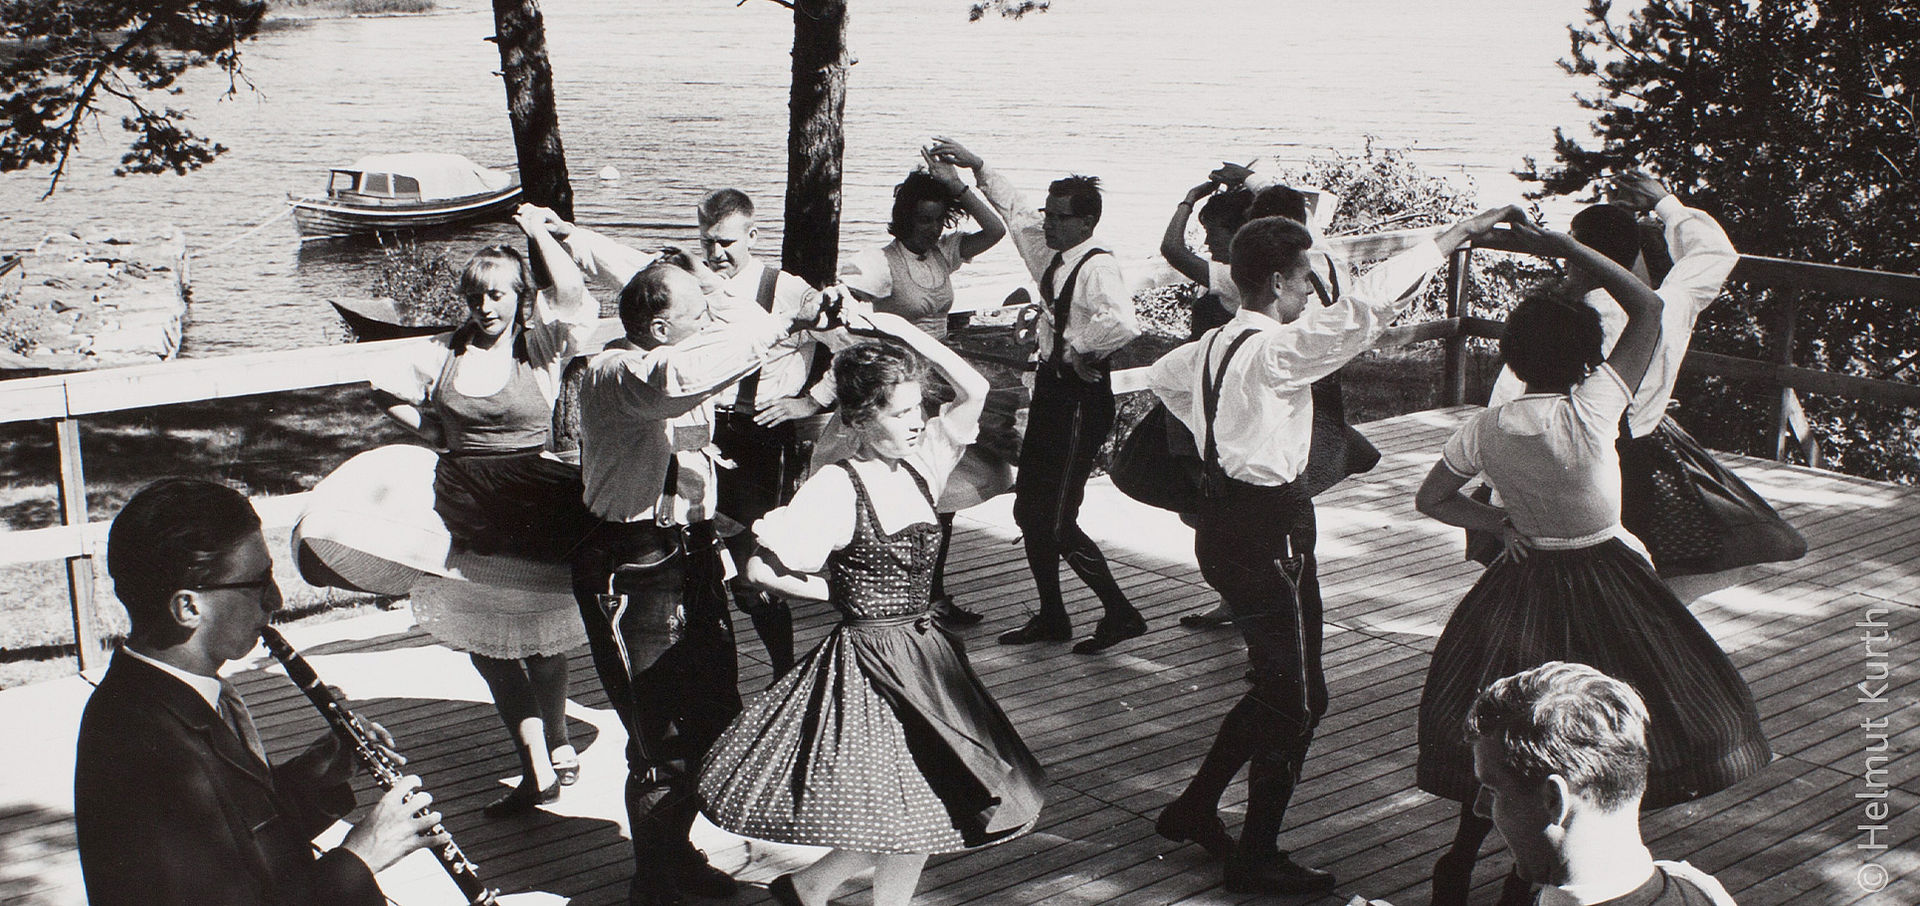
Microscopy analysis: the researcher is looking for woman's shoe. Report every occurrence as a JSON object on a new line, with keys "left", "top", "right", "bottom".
{"left": 550, "top": 745, "right": 580, "bottom": 787}
{"left": 483, "top": 777, "right": 561, "bottom": 818}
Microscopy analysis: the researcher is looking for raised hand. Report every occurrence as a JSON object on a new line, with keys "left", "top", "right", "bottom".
{"left": 514, "top": 202, "right": 572, "bottom": 239}
{"left": 1208, "top": 160, "right": 1254, "bottom": 187}
{"left": 928, "top": 136, "right": 984, "bottom": 171}
{"left": 1606, "top": 169, "right": 1669, "bottom": 213}
{"left": 923, "top": 147, "right": 966, "bottom": 192}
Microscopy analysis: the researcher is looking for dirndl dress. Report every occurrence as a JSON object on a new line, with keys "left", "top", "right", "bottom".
{"left": 1415, "top": 533, "right": 1771, "bottom": 808}
{"left": 698, "top": 462, "right": 1046, "bottom": 853}
{"left": 1619, "top": 416, "right": 1807, "bottom": 577}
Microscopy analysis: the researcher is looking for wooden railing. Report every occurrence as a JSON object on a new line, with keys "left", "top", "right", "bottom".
{"left": 4, "top": 227, "right": 1917, "bottom": 672}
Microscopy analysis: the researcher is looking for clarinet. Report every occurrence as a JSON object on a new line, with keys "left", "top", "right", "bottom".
{"left": 261, "top": 626, "right": 501, "bottom": 906}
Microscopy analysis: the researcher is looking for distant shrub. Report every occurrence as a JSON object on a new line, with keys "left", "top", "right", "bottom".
{"left": 366, "top": 242, "right": 464, "bottom": 329}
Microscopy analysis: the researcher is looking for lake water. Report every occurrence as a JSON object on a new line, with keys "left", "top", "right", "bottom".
{"left": 0, "top": 0, "right": 1594, "bottom": 356}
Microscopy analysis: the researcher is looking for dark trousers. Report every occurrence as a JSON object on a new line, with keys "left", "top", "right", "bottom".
{"left": 1012, "top": 367, "right": 1132, "bottom": 621}
{"left": 570, "top": 519, "right": 741, "bottom": 869}
{"left": 1187, "top": 478, "right": 1326, "bottom": 854}
{"left": 713, "top": 408, "right": 825, "bottom": 675}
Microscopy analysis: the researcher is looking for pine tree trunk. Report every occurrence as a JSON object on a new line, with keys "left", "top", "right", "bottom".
{"left": 490, "top": 0, "right": 573, "bottom": 222}
{"left": 782, "top": 0, "right": 850, "bottom": 286}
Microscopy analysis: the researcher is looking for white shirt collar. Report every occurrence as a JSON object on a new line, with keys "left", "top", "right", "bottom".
{"left": 1058, "top": 234, "right": 1103, "bottom": 267}
{"left": 1229, "top": 307, "right": 1283, "bottom": 330}
{"left": 122, "top": 647, "right": 224, "bottom": 714}
{"left": 724, "top": 258, "right": 767, "bottom": 293}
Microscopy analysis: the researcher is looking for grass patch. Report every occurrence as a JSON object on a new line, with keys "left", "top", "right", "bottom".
{"left": 0, "top": 385, "right": 415, "bottom": 687}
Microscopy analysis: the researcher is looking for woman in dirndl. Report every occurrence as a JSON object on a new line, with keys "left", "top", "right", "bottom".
{"left": 698, "top": 311, "right": 1045, "bottom": 906}
{"left": 370, "top": 205, "right": 598, "bottom": 817}
{"left": 814, "top": 155, "right": 1010, "bottom": 626}
{"left": 1410, "top": 217, "right": 1769, "bottom": 906}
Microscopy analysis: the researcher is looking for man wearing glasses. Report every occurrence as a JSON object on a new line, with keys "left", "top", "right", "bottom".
{"left": 928, "top": 137, "right": 1147, "bottom": 655}
{"left": 75, "top": 478, "right": 446, "bottom": 906}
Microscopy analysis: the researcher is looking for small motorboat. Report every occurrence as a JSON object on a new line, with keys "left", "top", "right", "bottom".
{"left": 289, "top": 152, "right": 521, "bottom": 240}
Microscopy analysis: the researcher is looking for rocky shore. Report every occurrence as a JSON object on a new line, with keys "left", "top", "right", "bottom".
{"left": 0, "top": 229, "right": 190, "bottom": 375}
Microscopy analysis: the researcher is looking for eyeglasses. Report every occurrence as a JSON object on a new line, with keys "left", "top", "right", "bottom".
{"left": 189, "top": 578, "right": 277, "bottom": 593}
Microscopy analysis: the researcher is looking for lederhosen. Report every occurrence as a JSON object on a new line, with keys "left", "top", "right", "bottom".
{"left": 1011, "top": 249, "right": 1115, "bottom": 540}
{"left": 569, "top": 435, "right": 740, "bottom": 864}
{"left": 714, "top": 266, "right": 827, "bottom": 530}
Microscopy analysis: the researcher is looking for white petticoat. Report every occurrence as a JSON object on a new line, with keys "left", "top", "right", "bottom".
{"left": 409, "top": 576, "right": 586, "bottom": 659}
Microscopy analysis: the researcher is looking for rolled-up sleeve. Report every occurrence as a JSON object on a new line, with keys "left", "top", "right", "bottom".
{"left": 1067, "top": 255, "right": 1141, "bottom": 358}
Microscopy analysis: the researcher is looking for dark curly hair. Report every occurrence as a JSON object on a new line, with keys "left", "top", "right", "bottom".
{"left": 1500, "top": 282, "right": 1606, "bottom": 389}
{"left": 888, "top": 170, "right": 966, "bottom": 240}
{"left": 834, "top": 341, "right": 928, "bottom": 428}
{"left": 1198, "top": 185, "right": 1255, "bottom": 236}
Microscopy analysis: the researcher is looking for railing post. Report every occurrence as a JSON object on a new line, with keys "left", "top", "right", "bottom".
{"left": 1442, "top": 247, "right": 1472, "bottom": 406}
{"left": 56, "top": 417, "right": 108, "bottom": 673}
{"left": 1771, "top": 292, "right": 1801, "bottom": 462}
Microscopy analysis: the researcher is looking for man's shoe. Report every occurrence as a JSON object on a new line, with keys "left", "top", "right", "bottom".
{"left": 1155, "top": 800, "right": 1235, "bottom": 860}
{"left": 766, "top": 874, "right": 803, "bottom": 906}
{"left": 1223, "top": 851, "right": 1337, "bottom": 896}
{"left": 931, "top": 594, "right": 985, "bottom": 627}
{"left": 628, "top": 879, "right": 687, "bottom": 906}
{"left": 1072, "top": 613, "right": 1147, "bottom": 654}
{"left": 997, "top": 615, "right": 1072, "bottom": 645}
{"left": 669, "top": 848, "right": 738, "bottom": 899}
{"left": 1179, "top": 602, "right": 1235, "bottom": 628}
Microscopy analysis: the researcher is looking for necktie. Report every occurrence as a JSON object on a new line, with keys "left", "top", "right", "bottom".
{"left": 1040, "top": 252, "right": 1066, "bottom": 369}
{"left": 219, "top": 679, "right": 269, "bottom": 765}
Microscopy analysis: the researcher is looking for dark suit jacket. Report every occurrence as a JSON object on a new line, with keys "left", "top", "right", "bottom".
{"left": 74, "top": 651, "right": 383, "bottom": 906}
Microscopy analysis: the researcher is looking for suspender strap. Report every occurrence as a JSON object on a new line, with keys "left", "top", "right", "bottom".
{"left": 1308, "top": 250, "right": 1340, "bottom": 308}
{"left": 1043, "top": 248, "right": 1109, "bottom": 373}
{"left": 1200, "top": 327, "right": 1258, "bottom": 485}
{"left": 731, "top": 265, "right": 786, "bottom": 409}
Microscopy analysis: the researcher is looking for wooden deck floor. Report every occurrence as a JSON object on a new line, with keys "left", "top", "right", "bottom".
{"left": 2, "top": 406, "right": 1914, "bottom": 906}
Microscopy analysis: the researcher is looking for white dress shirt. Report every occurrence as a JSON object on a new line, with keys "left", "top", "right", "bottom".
{"left": 1148, "top": 240, "right": 1445, "bottom": 486}
{"left": 1487, "top": 195, "right": 1737, "bottom": 437}
{"left": 577, "top": 310, "right": 790, "bottom": 524}
{"left": 561, "top": 228, "right": 820, "bottom": 407}
{"left": 976, "top": 166, "right": 1140, "bottom": 362}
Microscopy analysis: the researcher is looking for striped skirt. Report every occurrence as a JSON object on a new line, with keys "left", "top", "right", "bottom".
{"left": 1416, "top": 538, "right": 1770, "bottom": 808}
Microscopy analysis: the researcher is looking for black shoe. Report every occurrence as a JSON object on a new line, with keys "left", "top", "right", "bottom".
{"left": 998, "top": 614, "right": 1072, "bottom": 645}
{"left": 1155, "top": 799, "right": 1235, "bottom": 860}
{"left": 629, "top": 878, "right": 687, "bottom": 906}
{"left": 1179, "top": 605, "right": 1235, "bottom": 628}
{"left": 767, "top": 874, "right": 803, "bottom": 906}
{"left": 669, "top": 848, "right": 738, "bottom": 899}
{"left": 1223, "top": 851, "right": 1337, "bottom": 896}
{"left": 1072, "top": 612, "right": 1147, "bottom": 654}
{"left": 482, "top": 777, "right": 561, "bottom": 818}
{"left": 931, "top": 594, "right": 984, "bottom": 627}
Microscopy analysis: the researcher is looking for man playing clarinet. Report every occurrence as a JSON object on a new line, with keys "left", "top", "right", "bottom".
{"left": 75, "top": 478, "right": 447, "bottom": 906}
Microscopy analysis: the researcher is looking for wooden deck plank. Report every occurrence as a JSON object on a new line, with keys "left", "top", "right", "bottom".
{"left": 4, "top": 407, "right": 1915, "bottom": 906}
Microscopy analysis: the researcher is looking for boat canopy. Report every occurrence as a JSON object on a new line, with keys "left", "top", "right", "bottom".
{"left": 336, "top": 153, "right": 514, "bottom": 199}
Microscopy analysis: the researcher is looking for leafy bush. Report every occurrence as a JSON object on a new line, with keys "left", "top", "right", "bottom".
{"left": 369, "top": 242, "right": 465, "bottom": 327}
{"left": 1517, "top": 0, "right": 1920, "bottom": 482}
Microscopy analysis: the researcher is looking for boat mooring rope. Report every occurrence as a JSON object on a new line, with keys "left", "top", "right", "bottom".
{"left": 190, "top": 202, "right": 296, "bottom": 259}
